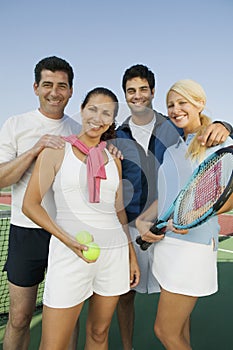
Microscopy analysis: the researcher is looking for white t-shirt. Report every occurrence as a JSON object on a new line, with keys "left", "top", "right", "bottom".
{"left": 129, "top": 115, "right": 156, "bottom": 154}
{"left": 0, "top": 109, "right": 81, "bottom": 228}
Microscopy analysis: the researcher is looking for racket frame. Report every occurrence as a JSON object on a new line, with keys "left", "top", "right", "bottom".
{"left": 136, "top": 146, "right": 233, "bottom": 250}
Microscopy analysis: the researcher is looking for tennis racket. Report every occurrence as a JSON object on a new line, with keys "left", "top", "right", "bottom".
{"left": 136, "top": 145, "right": 233, "bottom": 250}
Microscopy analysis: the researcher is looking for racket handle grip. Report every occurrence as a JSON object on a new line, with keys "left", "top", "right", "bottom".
{"left": 150, "top": 223, "right": 166, "bottom": 235}
{"left": 136, "top": 236, "right": 152, "bottom": 250}
{"left": 136, "top": 222, "right": 166, "bottom": 251}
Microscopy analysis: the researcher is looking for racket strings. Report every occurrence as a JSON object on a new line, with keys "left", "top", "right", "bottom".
{"left": 175, "top": 153, "right": 232, "bottom": 225}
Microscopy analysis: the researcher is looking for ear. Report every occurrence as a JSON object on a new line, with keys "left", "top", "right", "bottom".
{"left": 69, "top": 87, "right": 73, "bottom": 98}
{"left": 33, "top": 82, "right": 39, "bottom": 96}
{"left": 198, "top": 100, "right": 205, "bottom": 113}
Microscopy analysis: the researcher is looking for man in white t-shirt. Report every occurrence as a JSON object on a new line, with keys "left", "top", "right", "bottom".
{"left": 0, "top": 56, "right": 81, "bottom": 350}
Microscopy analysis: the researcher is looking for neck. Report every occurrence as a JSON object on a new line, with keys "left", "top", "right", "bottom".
{"left": 131, "top": 109, "right": 154, "bottom": 126}
{"left": 77, "top": 133, "right": 101, "bottom": 148}
{"left": 38, "top": 108, "right": 64, "bottom": 120}
{"left": 183, "top": 123, "right": 202, "bottom": 139}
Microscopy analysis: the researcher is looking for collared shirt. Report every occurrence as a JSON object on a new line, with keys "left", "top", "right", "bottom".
{"left": 158, "top": 134, "right": 233, "bottom": 249}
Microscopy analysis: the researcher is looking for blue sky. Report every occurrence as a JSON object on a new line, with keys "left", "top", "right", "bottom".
{"left": 1, "top": 0, "right": 233, "bottom": 127}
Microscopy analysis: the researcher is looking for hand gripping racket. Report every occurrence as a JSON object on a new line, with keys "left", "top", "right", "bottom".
{"left": 136, "top": 145, "right": 233, "bottom": 250}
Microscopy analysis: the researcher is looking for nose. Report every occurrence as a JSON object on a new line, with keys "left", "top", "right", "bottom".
{"left": 50, "top": 86, "right": 59, "bottom": 96}
{"left": 172, "top": 103, "right": 181, "bottom": 115}
{"left": 168, "top": 104, "right": 180, "bottom": 118}
{"left": 92, "top": 111, "right": 103, "bottom": 125}
{"left": 134, "top": 89, "right": 142, "bottom": 99}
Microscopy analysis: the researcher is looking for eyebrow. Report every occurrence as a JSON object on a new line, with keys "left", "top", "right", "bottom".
{"left": 126, "top": 85, "right": 149, "bottom": 91}
{"left": 41, "top": 81, "right": 69, "bottom": 86}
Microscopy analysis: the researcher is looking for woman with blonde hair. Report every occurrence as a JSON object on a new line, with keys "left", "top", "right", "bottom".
{"left": 136, "top": 79, "right": 233, "bottom": 350}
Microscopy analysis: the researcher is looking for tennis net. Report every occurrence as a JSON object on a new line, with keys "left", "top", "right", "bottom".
{"left": 0, "top": 210, "right": 44, "bottom": 326}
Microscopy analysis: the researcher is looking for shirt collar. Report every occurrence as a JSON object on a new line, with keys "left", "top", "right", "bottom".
{"left": 175, "top": 133, "right": 196, "bottom": 148}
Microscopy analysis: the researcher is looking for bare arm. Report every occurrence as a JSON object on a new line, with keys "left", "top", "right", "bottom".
{"left": 114, "top": 158, "right": 140, "bottom": 288}
{"left": 217, "top": 193, "right": 233, "bottom": 215}
{"left": 135, "top": 201, "right": 165, "bottom": 243}
{"left": 22, "top": 147, "right": 90, "bottom": 261}
{"left": 0, "top": 150, "right": 37, "bottom": 188}
{"left": 0, "top": 134, "right": 65, "bottom": 188}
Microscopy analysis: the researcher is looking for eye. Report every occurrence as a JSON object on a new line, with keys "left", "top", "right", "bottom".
{"left": 102, "top": 110, "right": 114, "bottom": 122}
{"left": 141, "top": 87, "right": 149, "bottom": 92}
{"left": 58, "top": 83, "right": 68, "bottom": 90}
{"left": 42, "top": 82, "right": 52, "bottom": 88}
{"left": 127, "top": 89, "right": 135, "bottom": 95}
{"left": 88, "top": 106, "right": 97, "bottom": 112}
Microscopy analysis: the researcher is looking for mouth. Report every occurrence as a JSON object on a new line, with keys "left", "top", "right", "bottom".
{"left": 129, "top": 101, "right": 147, "bottom": 111}
{"left": 131, "top": 100, "right": 145, "bottom": 106}
{"left": 88, "top": 123, "right": 103, "bottom": 131}
{"left": 173, "top": 115, "right": 187, "bottom": 121}
{"left": 47, "top": 98, "right": 62, "bottom": 106}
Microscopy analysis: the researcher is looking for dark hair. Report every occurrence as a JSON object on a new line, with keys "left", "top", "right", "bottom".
{"left": 34, "top": 56, "right": 74, "bottom": 87}
{"left": 122, "top": 64, "right": 155, "bottom": 93}
{"left": 81, "top": 87, "right": 118, "bottom": 141}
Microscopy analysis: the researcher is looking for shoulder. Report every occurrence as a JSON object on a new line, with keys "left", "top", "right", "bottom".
{"left": 154, "top": 117, "right": 182, "bottom": 147}
{"left": 105, "top": 148, "right": 122, "bottom": 171}
{"left": 116, "top": 117, "right": 131, "bottom": 134}
{"left": 221, "top": 137, "right": 233, "bottom": 147}
{"left": 64, "top": 115, "right": 81, "bottom": 127}
{"left": 154, "top": 110, "right": 168, "bottom": 121}
{"left": 37, "top": 147, "right": 65, "bottom": 173}
{"left": 1, "top": 110, "right": 36, "bottom": 127}
{"left": 205, "top": 137, "right": 233, "bottom": 158}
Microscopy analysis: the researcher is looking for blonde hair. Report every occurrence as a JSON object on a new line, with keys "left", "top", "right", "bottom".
{"left": 166, "top": 79, "right": 212, "bottom": 161}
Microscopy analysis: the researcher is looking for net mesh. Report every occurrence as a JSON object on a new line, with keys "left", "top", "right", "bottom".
{"left": 175, "top": 153, "right": 232, "bottom": 226}
{"left": 0, "top": 210, "right": 44, "bottom": 326}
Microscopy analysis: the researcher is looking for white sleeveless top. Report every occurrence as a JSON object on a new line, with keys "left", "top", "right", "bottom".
{"left": 52, "top": 142, "right": 128, "bottom": 249}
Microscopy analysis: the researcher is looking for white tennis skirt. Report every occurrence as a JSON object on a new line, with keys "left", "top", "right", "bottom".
{"left": 151, "top": 236, "right": 218, "bottom": 297}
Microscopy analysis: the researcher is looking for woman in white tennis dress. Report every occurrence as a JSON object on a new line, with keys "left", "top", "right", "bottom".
{"left": 136, "top": 79, "right": 233, "bottom": 350}
{"left": 23, "top": 87, "right": 139, "bottom": 350}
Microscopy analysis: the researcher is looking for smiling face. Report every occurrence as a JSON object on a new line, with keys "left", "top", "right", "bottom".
{"left": 80, "top": 94, "right": 115, "bottom": 143}
{"left": 33, "top": 69, "right": 73, "bottom": 119}
{"left": 167, "top": 90, "right": 203, "bottom": 135}
{"left": 125, "top": 77, "right": 154, "bottom": 122}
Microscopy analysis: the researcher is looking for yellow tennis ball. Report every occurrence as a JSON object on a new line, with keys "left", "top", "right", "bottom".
{"left": 83, "top": 242, "right": 100, "bottom": 261}
{"left": 75, "top": 230, "right": 93, "bottom": 244}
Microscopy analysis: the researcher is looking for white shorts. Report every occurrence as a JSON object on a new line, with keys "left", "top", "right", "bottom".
{"left": 129, "top": 226, "right": 160, "bottom": 294}
{"left": 152, "top": 236, "right": 218, "bottom": 297}
{"left": 43, "top": 236, "right": 130, "bottom": 308}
